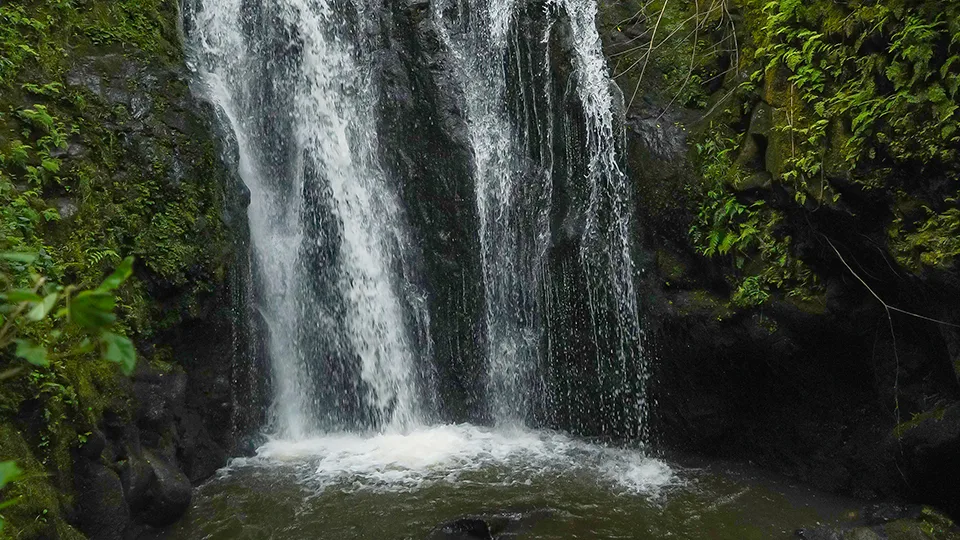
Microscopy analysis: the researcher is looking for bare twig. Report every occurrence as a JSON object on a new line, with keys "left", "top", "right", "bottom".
{"left": 626, "top": 0, "right": 669, "bottom": 112}
{"left": 824, "top": 237, "right": 960, "bottom": 445}
{"left": 656, "top": 0, "right": 700, "bottom": 121}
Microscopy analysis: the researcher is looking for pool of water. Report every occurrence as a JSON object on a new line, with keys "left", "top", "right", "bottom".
{"left": 156, "top": 424, "right": 859, "bottom": 539}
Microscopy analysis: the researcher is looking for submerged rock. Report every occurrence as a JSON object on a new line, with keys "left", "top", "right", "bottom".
{"left": 429, "top": 518, "right": 494, "bottom": 540}
{"left": 426, "top": 510, "right": 550, "bottom": 540}
{"left": 796, "top": 505, "right": 960, "bottom": 540}
{"left": 137, "top": 451, "right": 193, "bottom": 528}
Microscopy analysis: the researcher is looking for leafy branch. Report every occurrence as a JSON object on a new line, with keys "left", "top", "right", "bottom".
{"left": 0, "top": 252, "right": 137, "bottom": 532}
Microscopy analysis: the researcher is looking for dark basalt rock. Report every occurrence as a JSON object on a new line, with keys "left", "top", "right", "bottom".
{"left": 137, "top": 451, "right": 193, "bottom": 528}
{"left": 594, "top": 0, "right": 960, "bottom": 514}
{"left": 796, "top": 504, "right": 960, "bottom": 540}
{"left": 376, "top": 0, "right": 487, "bottom": 423}
{"left": 426, "top": 511, "right": 550, "bottom": 540}
{"left": 74, "top": 462, "right": 131, "bottom": 540}
{"left": 54, "top": 39, "right": 256, "bottom": 537}
{"left": 429, "top": 518, "right": 493, "bottom": 540}
{"left": 891, "top": 403, "right": 960, "bottom": 516}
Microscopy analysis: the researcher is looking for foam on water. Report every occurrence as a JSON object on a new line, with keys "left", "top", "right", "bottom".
{"left": 227, "top": 424, "right": 675, "bottom": 495}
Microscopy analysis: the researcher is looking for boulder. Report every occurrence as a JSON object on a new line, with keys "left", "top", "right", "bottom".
{"left": 426, "top": 511, "right": 549, "bottom": 540}
{"left": 428, "top": 518, "right": 493, "bottom": 540}
{"left": 797, "top": 505, "right": 959, "bottom": 540}
{"left": 75, "top": 462, "right": 131, "bottom": 540}
{"left": 892, "top": 403, "right": 960, "bottom": 516}
{"left": 137, "top": 450, "right": 193, "bottom": 528}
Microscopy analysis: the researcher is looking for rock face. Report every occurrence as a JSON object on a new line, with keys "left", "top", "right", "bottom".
{"left": 58, "top": 50, "right": 254, "bottom": 537}
{"left": 596, "top": 0, "right": 960, "bottom": 520}
{"left": 376, "top": 0, "right": 487, "bottom": 422}
{"left": 797, "top": 504, "right": 960, "bottom": 540}
{"left": 0, "top": 4, "right": 255, "bottom": 534}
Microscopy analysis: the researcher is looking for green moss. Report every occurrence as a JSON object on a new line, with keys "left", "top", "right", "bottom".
{"left": 672, "top": 289, "right": 736, "bottom": 321}
{"left": 656, "top": 249, "right": 688, "bottom": 285}
{"left": 893, "top": 406, "right": 948, "bottom": 438}
{"left": 598, "top": 0, "right": 723, "bottom": 111}
{"left": 889, "top": 206, "right": 960, "bottom": 273}
{"left": 0, "top": 424, "right": 84, "bottom": 540}
{"left": 842, "top": 528, "right": 882, "bottom": 540}
{"left": 1, "top": 0, "right": 233, "bottom": 537}
{"left": 883, "top": 506, "right": 959, "bottom": 539}
{"left": 682, "top": 0, "right": 960, "bottom": 307}
{"left": 688, "top": 130, "right": 823, "bottom": 307}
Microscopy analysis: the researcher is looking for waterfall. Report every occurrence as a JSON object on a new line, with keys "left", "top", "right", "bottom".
{"left": 432, "top": 0, "right": 648, "bottom": 430}
{"left": 431, "top": 0, "right": 553, "bottom": 426}
{"left": 186, "top": 0, "right": 432, "bottom": 438}
{"left": 184, "top": 0, "right": 649, "bottom": 440}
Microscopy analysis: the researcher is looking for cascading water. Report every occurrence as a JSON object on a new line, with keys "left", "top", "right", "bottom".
{"left": 432, "top": 0, "right": 648, "bottom": 430}
{"left": 183, "top": 0, "right": 660, "bottom": 499}
{"left": 186, "top": 0, "right": 431, "bottom": 438}
{"left": 431, "top": 0, "right": 554, "bottom": 426}
{"left": 164, "top": 3, "right": 877, "bottom": 537}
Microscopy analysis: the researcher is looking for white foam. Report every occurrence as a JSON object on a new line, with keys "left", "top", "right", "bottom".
{"left": 227, "top": 424, "right": 675, "bottom": 495}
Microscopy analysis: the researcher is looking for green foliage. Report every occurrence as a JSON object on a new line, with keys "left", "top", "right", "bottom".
{"left": 889, "top": 204, "right": 960, "bottom": 271}
{"left": 0, "top": 1, "right": 230, "bottom": 535}
{"left": 0, "top": 460, "right": 23, "bottom": 532}
{"left": 690, "top": 129, "right": 822, "bottom": 307}
{"left": 0, "top": 461, "right": 22, "bottom": 490}
{"left": 0, "top": 254, "right": 137, "bottom": 533}
{"left": 0, "top": 0, "right": 180, "bottom": 88}
{"left": 78, "top": 0, "right": 182, "bottom": 59}
{"left": 1, "top": 254, "right": 137, "bottom": 368}
{"left": 600, "top": 0, "right": 730, "bottom": 111}
{"left": 687, "top": 0, "right": 960, "bottom": 306}
{"left": 748, "top": 0, "right": 960, "bottom": 236}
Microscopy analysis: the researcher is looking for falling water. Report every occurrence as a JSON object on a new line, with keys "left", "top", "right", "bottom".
{"left": 186, "top": 0, "right": 647, "bottom": 439}
{"left": 433, "top": 0, "right": 648, "bottom": 430}
{"left": 186, "top": 0, "right": 431, "bottom": 438}
{"left": 432, "top": 0, "right": 553, "bottom": 425}
{"left": 164, "top": 4, "right": 868, "bottom": 538}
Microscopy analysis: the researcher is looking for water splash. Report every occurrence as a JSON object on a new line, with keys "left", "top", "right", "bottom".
{"left": 230, "top": 424, "right": 675, "bottom": 494}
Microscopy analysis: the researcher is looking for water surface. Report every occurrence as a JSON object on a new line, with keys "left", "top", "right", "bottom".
{"left": 159, "top": 425, "right": 856, "bottom": 539}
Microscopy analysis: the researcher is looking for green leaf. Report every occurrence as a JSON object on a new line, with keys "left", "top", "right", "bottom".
{"left": 14, "top": 340, "right": 48, "bottom": 367}
{"left": 40, "top": 158, "right": 59, "bottom": 173}
{"left": 0, "top": 461, "right": 22, "bottom": 490}
{"left": 101, "top": 332, "right": 136, "bottom": 375}
{"left": 27, "top": 293, "right": 58, "bottom": 322}
{"left": 96, "top": 257, "right": 134, "bottom": 293}
{"left": 72, "top": 338, "right": 96, "bottom": 355}
{"left": 0, "top": 252, "right": 37, "bottom": 263}
{"left": 69, "top": 291, "right": 116, "bottom": 329}
{"left": 719, "top": 233, "right": 738, "bottom": 255}
{"left": 3, "top": 289, "right": 42, "bottom": 303}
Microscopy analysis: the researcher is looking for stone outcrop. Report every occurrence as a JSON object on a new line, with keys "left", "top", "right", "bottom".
{"left": 597, "top": 0, "right": 960, "bottom": 519}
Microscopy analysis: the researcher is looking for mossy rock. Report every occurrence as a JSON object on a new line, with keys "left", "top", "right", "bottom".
{"left": 882, "top": 507, "right": 960, "bottom": 540}
{"left": 670, "top": 289, "right": 735, "bottom": 321}
{"left": 1, "top": 0, "right": 240, "bottom": 537}
{"left": 0, "top": 424, "right": 85, "bottom": 540}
